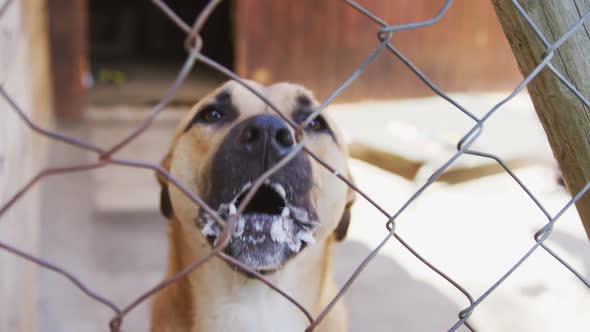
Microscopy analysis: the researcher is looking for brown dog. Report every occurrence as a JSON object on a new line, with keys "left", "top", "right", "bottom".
{"left": 151, "top": 80, "right": 354, "bottom": 332}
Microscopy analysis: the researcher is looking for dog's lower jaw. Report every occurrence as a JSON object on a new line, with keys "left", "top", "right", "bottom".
{"left": 196, "top": 282, "right": 310, "bottom": 332}
{"left": 151, "top": 217, "right": 345, "bottom": 332}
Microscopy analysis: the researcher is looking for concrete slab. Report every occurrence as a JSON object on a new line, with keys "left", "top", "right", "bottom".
{"left": 87, "top": 107, "right": 182, "bottom": 212}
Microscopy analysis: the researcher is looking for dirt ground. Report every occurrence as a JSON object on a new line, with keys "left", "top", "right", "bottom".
{"left": 38, "top": 93, "right": 590, "bottom": 331}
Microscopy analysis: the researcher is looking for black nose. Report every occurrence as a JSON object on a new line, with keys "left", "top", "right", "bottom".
{"left": 238, "top": 115, "right": 295, "bottom": 158}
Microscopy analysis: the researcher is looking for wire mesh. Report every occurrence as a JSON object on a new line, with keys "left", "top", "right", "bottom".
{"left": 1, "top": 0, "right": 589, "bottom": 331}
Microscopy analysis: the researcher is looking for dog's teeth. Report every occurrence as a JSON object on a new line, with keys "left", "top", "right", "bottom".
{"left": 272, "top": 183, "right": 287, "bottom": 199}
{"left": 234, "top": 216, "right": 245, "bottom": 237}
{"left": 218, "top": 203, "right": 229, "bottom": 214}
{"left": 270, "top": 217, "right": 288, "bottom": 243}
{"left": 229, "top": 203, "right": 237, "bottom": 215}
{"left": 297, "top": 230, "right": 315, "bottom": 245}
{"left": 241, "top": 182, "right": 252, "bottom": 193}
{"left": 201, "top": 220, "right": 219, "bottom": 237}
{"left": 281, "top": 207, "right": 290, "bottom": 217}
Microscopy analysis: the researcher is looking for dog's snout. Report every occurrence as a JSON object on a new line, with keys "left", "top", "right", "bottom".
{"left": 239, "top": 115, "right": 294, "bottom": 155}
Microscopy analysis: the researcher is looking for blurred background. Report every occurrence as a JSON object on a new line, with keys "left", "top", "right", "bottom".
{"left": 1, "top": 0, "right": 589, "bottom": 331}
{"left": 54, "top": 0, "right": 522, "bottom": 113}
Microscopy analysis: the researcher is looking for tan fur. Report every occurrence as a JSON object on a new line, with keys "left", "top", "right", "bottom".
{"left": 151, "top": 81, "right": 354, "bottom": 332}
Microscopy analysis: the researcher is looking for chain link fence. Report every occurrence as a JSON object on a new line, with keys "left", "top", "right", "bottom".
{"left": 1, "top": 0, "right": 590, "bottom": 331}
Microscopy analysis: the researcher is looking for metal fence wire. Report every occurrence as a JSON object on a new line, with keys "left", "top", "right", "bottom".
{"left": 1, "top": 0, "right": 590, "bottom": 331}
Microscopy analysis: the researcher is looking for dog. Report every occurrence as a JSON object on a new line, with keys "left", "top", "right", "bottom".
{"left": 151, "top": 80, "right": 355, "bottom": 332}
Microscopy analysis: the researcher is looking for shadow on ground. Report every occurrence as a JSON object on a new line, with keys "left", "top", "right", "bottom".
{"left": 334, "top": 240, "right": 468, "bottom": 332}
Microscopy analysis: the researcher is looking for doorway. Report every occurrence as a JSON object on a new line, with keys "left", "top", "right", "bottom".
{"left": 88, "top": 0, "right": 233, "bottom": 105}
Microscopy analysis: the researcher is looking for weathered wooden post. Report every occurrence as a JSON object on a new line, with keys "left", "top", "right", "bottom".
{"left": 492, "top": 0, "right": 590, "bottom": 239}
{"left": 0, "top": 0, "right": 53, "bottom": 331}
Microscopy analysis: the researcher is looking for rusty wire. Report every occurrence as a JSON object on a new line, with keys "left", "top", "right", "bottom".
{"left": 1, "top": 0, "right": 590, "bottom": 331}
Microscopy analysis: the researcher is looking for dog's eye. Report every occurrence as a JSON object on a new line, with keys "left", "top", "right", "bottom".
{"left": 197, "top": 106, "right": 223, "bottom": 124}
{"left": 185, "top": 103, "right": 237, "bottom": 132}
{"left": 306, "top": 116, "right": 327, "bottom": 131}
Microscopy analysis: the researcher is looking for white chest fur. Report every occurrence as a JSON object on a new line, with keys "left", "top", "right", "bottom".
{"left": 197, "top": 280, "right": 309, "bottom": 332}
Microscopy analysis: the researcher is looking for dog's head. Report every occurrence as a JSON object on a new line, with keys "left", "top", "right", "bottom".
{"left": 159, "top": 80, "right": 354, "bottom": 273}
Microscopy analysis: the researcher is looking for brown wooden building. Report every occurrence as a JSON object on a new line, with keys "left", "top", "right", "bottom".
{"left": 235, "top": 1, "right": 521, "bottom": 101}
{"left": 49, "top": 0, "right": 521, "bottom": 117}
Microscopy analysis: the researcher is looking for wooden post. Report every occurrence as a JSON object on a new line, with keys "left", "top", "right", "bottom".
{"left": 0, "top": 0, "right": 52, "bottom": 330}
{"left": 47, "top": 0, "right": 88, "bottom": 119}
{"left": 491, "top": 0, "right": 590, "bottom": 239}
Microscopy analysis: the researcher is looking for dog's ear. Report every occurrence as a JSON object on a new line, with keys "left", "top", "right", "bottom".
{"left": 157, "top": 153, "right": 173, "bottom": 219}
{"left": 333, "top": 174, "right": 356, "bottom": 241}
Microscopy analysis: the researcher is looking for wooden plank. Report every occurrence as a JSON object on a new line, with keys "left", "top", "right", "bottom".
{"left": 349, "top": 141, "right": 546, "bottom": 184}
{"left": 492, "top": 0, "right": 590, "bottom": 238}
{"left": 234, "top": 0, "right": 522, "bottom": 101}
{"left": 47, "top": 0, "right": 87, "bottom": 118}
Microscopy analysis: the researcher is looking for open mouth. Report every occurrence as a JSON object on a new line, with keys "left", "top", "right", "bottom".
{"left": 199, "top": 180, "right": 317, "bottom": 272}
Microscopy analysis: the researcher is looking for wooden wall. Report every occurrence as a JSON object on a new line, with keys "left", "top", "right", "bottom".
{"left": 235, "top": 0, "right": 522, "bottom": 101}
{"left": 0, "top": 0, "right": 53, "bottom": 330}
